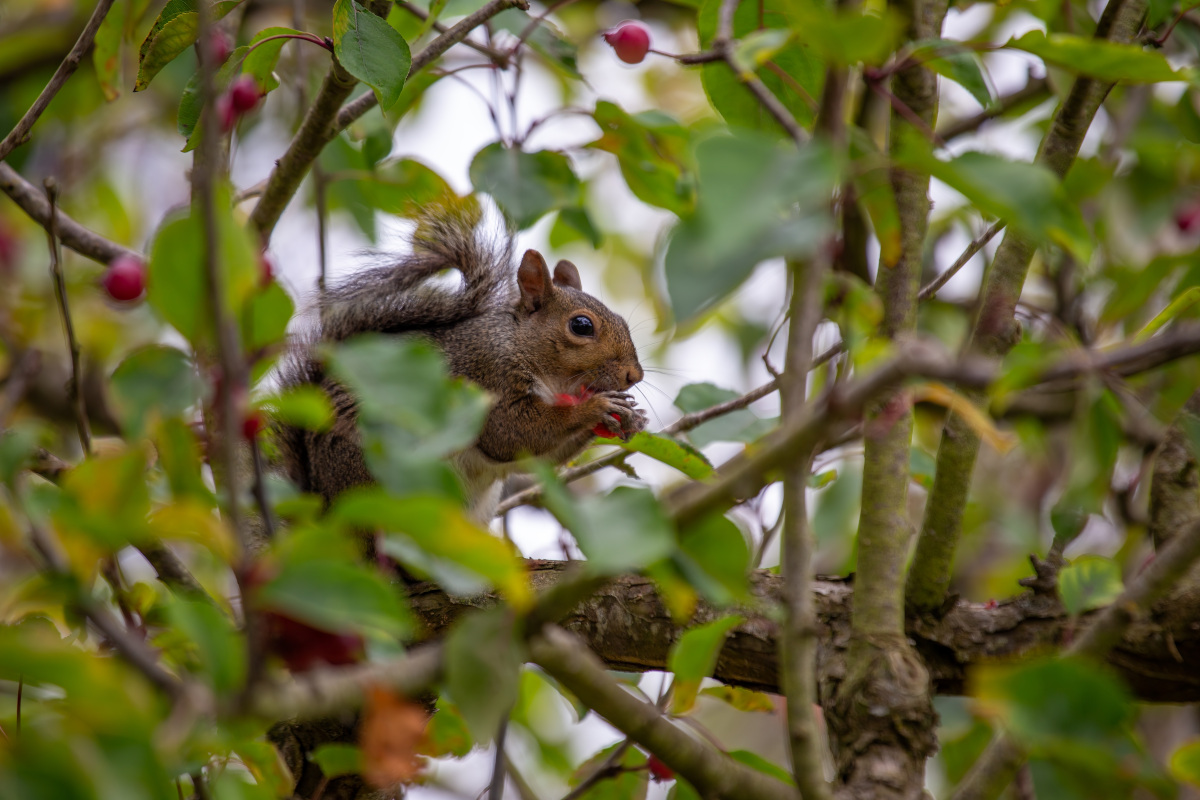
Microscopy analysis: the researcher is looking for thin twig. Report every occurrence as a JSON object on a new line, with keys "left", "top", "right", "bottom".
{"left": 936, "top": 76, "right": 1050, "bottom": 141}
{"left": 27, "top": 521, "right": 182, "bottom": 694}
{"left": 487, "top": 714, "right": 509, "bottom": 800}
{"left": 0, "top": 349, "right": 40, "bottom": 428}
{"left": 42, "top": 178, "right": 91, "bottom": 455}
{"left": 0, "top": 0, "right": 118, "bottom": 162}
{"left": 560, "top": 741, "right": 633, "bottom": 800}
{"left": 918, "top": 220, "right": 1006, "bottom": 301}
{"left": 709, "top": 0, "right": 809, "bottom": 148}
{"left": 508, "top": 0, "right": 577, "bottom": 56}
{"left": 334, "top": 0, "right": 531, "bottom": 132}
{"left": 395, "top": 0, "right": 511, "bottom": 63}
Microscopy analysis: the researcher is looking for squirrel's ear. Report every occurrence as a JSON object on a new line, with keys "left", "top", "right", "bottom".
{"left": 517, "top": 249, "right": 552, "bottom": 312}
{"left": 552, "top": 260, "right": 582, "bottom": 291}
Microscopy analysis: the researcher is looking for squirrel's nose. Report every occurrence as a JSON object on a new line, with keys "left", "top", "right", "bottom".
{"left": 623, "top": 363, "right": 644, "bottom": 388}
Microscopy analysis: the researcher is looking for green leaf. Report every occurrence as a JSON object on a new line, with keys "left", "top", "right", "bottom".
{"left": 155, "top": 417, "right": 215, "bottom": 503}
{"left": 664, "top": 134, "right": 836, "bottom": 320}
{"left": 1008, "top": 30, "right": 1182, "bottom": 83}
{"left": 668, "top": 615, "right": 743, "bottom": 714}
{"left": 312, "top": 744, "right": 363, "bottom": 778}
{"left": 167, "top": 598, "right": 245, "bottom": 692}
{"left": 911, "top": 39, "right": 994, "bottom": 108}
{"left": 257, "top": 559, "right": 413, "bottom": 640}
{"left": 780, "top": 0, "right": 900, "bottom": 66}
{"left": 975, "top": 657, "right": 1134, "bottom": 745}
{"left": 469, "top": 143, "right": 583, "bottom": 229}
{"left": 734, "top": 29, "right": 793, "bottom": 68}
{"left": 898, "top": 142, "right": 1091, "bottom": 263}
{"left": 333, "top": 0, "right": 412, "bottom": 111}
{"left": 1058, "top": 555, "right": 1123, "bottom": 617}
{"left": 552, "top": 207, "right": 603, "bottom": 248}
{"left": 674, "top": 513, "right": 751, "bottom": 605}
{"left": 618, "top": 433, "right": 713, "bottom": 479}
{"left": 360, "top": 158, "right": 458, "bottom": 217}
{"left": 673, "top": 382, "right": 776, "bottom": 447}
{"left": 110, "top": 345, "right": 200, "bottom": 436}
{"left": 327, "top": 336, "right": 491, "bottom": 496}
{"left": 700, "top": 685, "right": 775, "bottom": 712}
{"left": 243, "top": 280, "right": 295, "bottom": 351}
{"left": 56, "top": 449, "right": 152, "bottom": 550}
{"left": 540, "top": 480, "right": 676, "bottom": 574}
{"left": 1170, "top": 740, "right": 1200, "bottom": 787}
{"left": 178, "top": 45, "right": 250, "bottom": 143}
{"left": 729, "top": 751, "right": 795, "bottom": 784}
{"left": 419, "top": 699, "right": 475, "bottom": 757}
{"left": 444, "top": 608, "right": 524, "bottom": 741}
{"left": 697, "top": 0, "right": 822, "bottom": 133}
{"left": 146, "top": 201, "right": 259, "bottom": 345}
{"left": 264, "top": 385, "right": 335, "bottom": 432}
{"left": 243, "top": 26, "right": 302, "bottom": 93}
{"left": 569, "top": 743, "right": 649, "bottom": 800}
{"left": 588, "top": 102, "right": 696, "bottom": 216}
{"left": 93, "top": 0, "right": 129, "bottom": 101}
{"left": 136, "top": 12, "right": 198, "bottom": 91}
{"left": 331, "top": 488, "right": 532, "bottom": 608}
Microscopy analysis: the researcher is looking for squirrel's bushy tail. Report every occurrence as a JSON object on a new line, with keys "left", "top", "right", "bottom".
{"left": 320, "top": 204, "right": 514, "bottom": 341}
{"left": 273, "top": 206, "right": 513, "bottom": 493}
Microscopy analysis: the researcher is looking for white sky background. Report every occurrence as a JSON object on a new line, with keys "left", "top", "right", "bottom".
{"left": 98, "top": 1, "right": 1102, "bottom": 795}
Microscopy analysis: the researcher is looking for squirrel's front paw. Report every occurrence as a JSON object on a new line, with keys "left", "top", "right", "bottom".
{"left": 592, "top": 392, "right": 646, "bottom": 442}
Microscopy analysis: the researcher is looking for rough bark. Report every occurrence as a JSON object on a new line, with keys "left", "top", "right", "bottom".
{"left": 401, "top": 562, "right": 1200, "bottom": 704}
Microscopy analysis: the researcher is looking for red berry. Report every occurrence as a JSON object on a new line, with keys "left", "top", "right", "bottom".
{"left": 262, "top": 611, "right": 365, "bottom": 672}
{"left": 258, "top": 253, "right": 276, "bottom": 287}
{"left": 592, "top": 412, "right": 622, "bottom": 438}
{"left": 1176, "top": 201, "right": 1200, "bottom": 233}
{"left": 217, "top": 92, "right": 238, "bottom": 133}
{"left": 229, "top": 75, "right": 261, "bottom": 113}
{"left": 103, "top": 255, "right": 146, "bottom": 302}
{"left": 242, "top": 409, "right": 266, "bottom": 440}
{"left": 647, "top": 755, "right": 674, "bottom": 782}
{"left": 603, "top": 21, "right": 651, "bottom": 64}
{"left": 204, "top": 31, "right": 233, "bottom": 65}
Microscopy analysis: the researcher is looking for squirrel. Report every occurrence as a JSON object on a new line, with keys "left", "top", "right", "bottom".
{"left": 273, "top": 208, "right": 648, "bottom": 519}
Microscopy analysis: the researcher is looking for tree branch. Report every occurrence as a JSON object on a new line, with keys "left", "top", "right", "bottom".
{"left": 0, "top": 0, "right": 117, "bottom": 162}
{"left": 936, "top": 75, "right": 1051, "bottom": 141}
{"left": 0, "top": 163, "right": 138, "bottom": 264}
{"left": 399, "top": 560, "right": 1200, "bottom": 705}
{"left": 250, "top": 0, "right": 529, "bottom": 240}
{"left": 529, "top": 625, "right": 801, "bottom": 800}
{"left": 905, "top": 0, "right": 1151, "bottom": 615}
{"left": 950, "top": 517, "right": 1200, "bottom": 800}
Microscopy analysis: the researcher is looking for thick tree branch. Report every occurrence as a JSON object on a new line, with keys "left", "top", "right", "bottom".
{"left": 905, "top": 0, "right": 1151, "bottom": 615}
{"left": 0, "top": 0, "right": 117, "bottom": 162}
{"left": 399, "top": 560, "right": 1200, "bottom": 705}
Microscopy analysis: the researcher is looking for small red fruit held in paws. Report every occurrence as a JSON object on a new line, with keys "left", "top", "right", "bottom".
{"left": 593, "top": 412, "right": 622, "bottom": 438}
{"left": 103, "top": 255, "right": 146, "bottom": 302}
{"left": 603, "top": 21, "right": 651, "bottom": 64}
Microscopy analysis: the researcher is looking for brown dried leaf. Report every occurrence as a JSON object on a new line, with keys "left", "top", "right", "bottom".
{"left": 360, "top": 686, "right": 429, "bottom": 788}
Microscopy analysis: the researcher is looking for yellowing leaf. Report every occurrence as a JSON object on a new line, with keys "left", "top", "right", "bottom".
{"left": 912, "top": 383, "right": 1016, "bottom": 454}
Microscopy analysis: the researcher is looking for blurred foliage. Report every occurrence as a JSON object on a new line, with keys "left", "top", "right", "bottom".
{"left": 3, "top": 0, "right": 1200, "bottom": 795}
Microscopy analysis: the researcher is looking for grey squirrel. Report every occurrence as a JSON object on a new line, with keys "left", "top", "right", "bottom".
{"left": 273, "top": 208, "right": 648, "bottom": 518}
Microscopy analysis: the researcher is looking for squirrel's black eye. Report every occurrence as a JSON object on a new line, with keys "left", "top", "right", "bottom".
{"left": 569, "top": 315, "right": 595, "bottom": 337}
